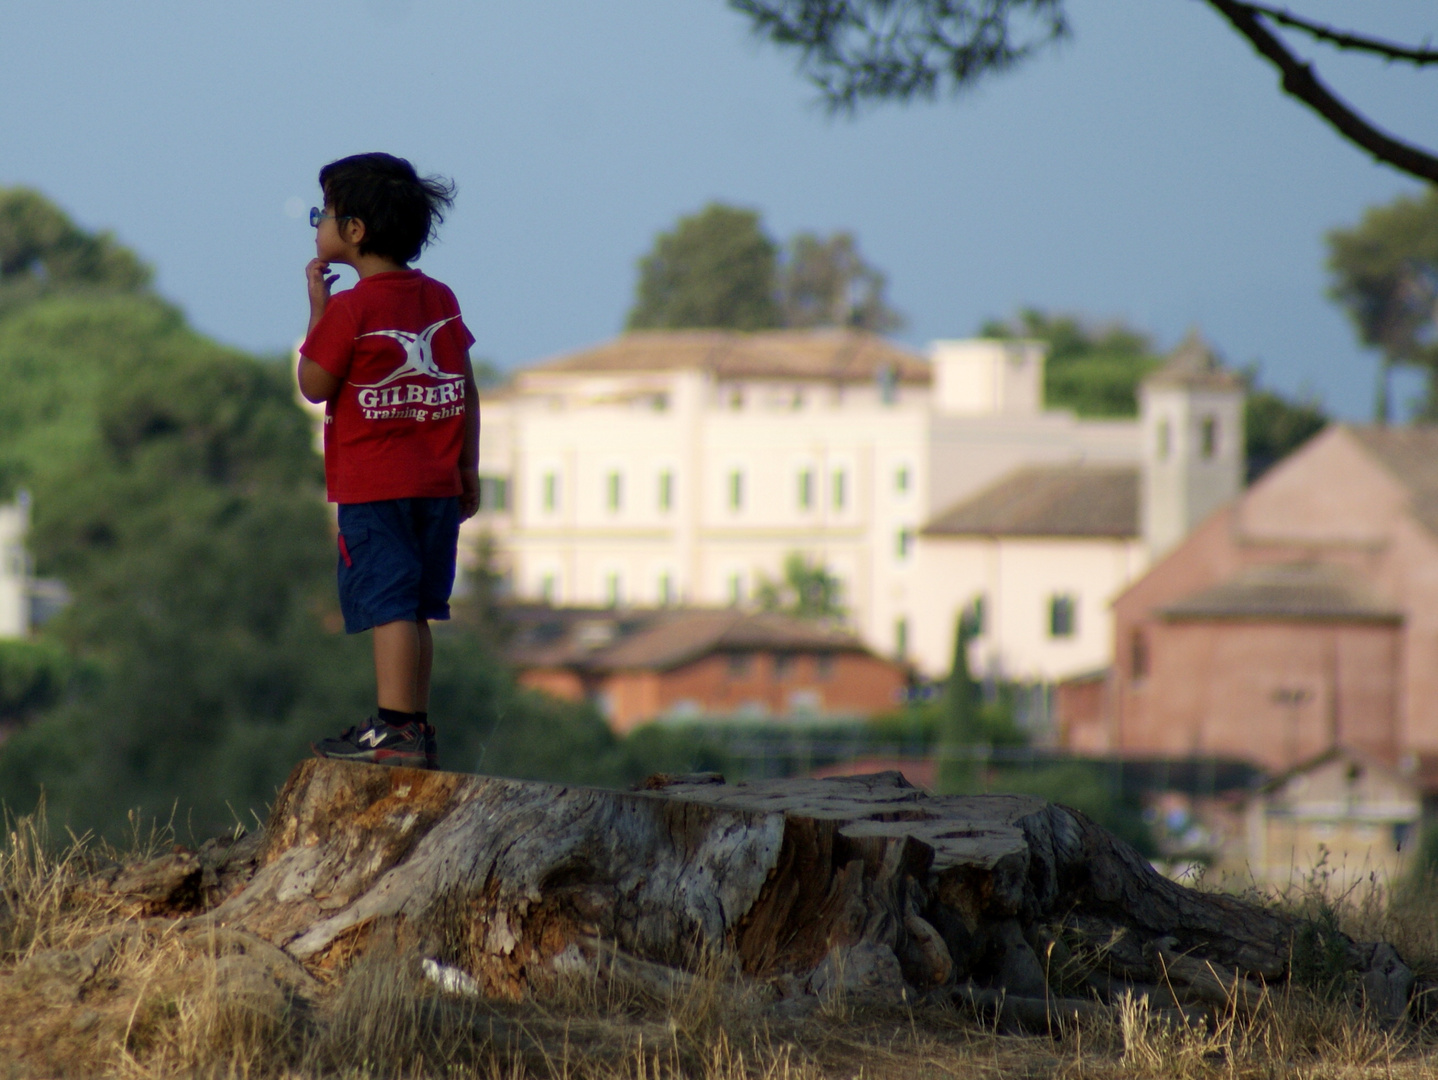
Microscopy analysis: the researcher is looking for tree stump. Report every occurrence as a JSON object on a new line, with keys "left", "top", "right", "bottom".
{"left": 203, "top": 760, "right": 1416, "bottom": 1021}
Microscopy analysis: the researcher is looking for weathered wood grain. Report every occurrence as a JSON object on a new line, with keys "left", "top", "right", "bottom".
{"left": 199, "top": 760, "right": 1414, "bottom": 1021}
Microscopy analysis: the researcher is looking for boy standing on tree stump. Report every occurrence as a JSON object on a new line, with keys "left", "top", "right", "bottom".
{"left": 297, "top": 152, "right": 480, "bottom": 770}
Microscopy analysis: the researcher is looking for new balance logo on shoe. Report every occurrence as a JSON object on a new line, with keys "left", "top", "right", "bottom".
{"left": 357, "top": 726, "right": 386, "bottom": 747}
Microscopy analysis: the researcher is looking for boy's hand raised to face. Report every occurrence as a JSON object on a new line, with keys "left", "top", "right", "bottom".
{"left": 306, "top": 258, "right": 340, "bottom": 332}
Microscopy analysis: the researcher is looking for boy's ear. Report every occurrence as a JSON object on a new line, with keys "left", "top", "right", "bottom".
{"left": 342, "top": 217, "right": 366, "bottom": 246}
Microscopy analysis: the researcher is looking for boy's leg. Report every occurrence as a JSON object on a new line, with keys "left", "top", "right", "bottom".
{"left": 415, "top": 619, "right": 433, "bottom": 711}
{"left": 374, "top": 619, "right": 421, "bottom": 714}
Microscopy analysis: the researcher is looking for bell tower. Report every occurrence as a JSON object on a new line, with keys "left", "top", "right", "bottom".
{"left": 1140, "top": 331, "right": 1244, "bottom": 557}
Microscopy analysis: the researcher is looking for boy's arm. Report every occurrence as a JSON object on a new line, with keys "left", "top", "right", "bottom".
{"left": 298, "top": 357, "right": 342, "bottom": 403}
{"left": 459, "top": 355, "right": 482, "bottom": 519}
{"left": 299, "top": 258, "right": 344, "bottom": 403}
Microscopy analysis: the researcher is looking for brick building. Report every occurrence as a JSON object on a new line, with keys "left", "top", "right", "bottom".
{"left": 1060, "top": 425, "right": 1438, "bottom": 775}
{"left": 508, "top": 607, "right": 908, "bottom": 733}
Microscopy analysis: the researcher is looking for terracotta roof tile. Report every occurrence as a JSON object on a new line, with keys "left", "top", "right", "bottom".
{"left": 507, "top": 607, "right": 872, "bottom": 673}
{"left": 1346, "top": 425, "right": 1438, "bottom": 535}
{"left": 1160, "top": 562, "right": 1401, "bottom": 622}
{"left": 922, "top": 465, "right": 1139, "bottom": 539}
{"left": 522, "top": 329, "right": 931, "bottom": 385}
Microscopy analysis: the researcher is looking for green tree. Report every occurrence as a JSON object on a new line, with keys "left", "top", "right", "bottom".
{"left": 1245, "top": 386, "right": 1327, "bottom": 481}
{"left": 1327, "top": 188, "right": 1438, "bottom": 421}
{"left": 729, "top": 2, "right": 1438, "bottom": 185}
{"left": 627, "top": 203, "right": 781, "bottom": 331}
{"left": 778, "top": 231, "right": 903, "bottom": 332}
{"left": 0, "top": 187, "right": 151, "bottom": 314}
{"left": 754, "top": 552, "right": 846, "bottom": 620}
{"left": 980, "top": 308, "right": 1160, "bottom": 418}
{"left": 983, "top": 307, "right": 1327, "bottom": 477}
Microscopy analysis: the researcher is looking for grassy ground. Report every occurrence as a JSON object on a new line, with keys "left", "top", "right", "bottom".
{"left": 3, "top": 810, "right": 1438, "bottom": 1079}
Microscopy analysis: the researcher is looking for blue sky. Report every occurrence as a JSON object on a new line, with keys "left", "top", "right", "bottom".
{"left": 2, "top": 1, "right": 1434, "bottom": 419}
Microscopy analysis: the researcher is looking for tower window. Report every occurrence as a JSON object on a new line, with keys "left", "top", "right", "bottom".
{"left": 895, "top": 618, "right": 909, "bottom": 660}
{"left": 606, "top": 471, "right": 622, "bottom": 511}
{"left": 605, "top": 571, "right": 622, "bottom": 606}
{"left": 1156, "top": 419, "right": 1171, "bottom": 462}
{"left": 896, "top": 528, "right": 913, "bottom": 559}
{"left": 658, "top": 470, "right": 673, "bottom": 511}
{"left": 1200, "top": 416, "right": 1218, "bottom": 459}
{"left": 658, "top": 572, "right": 674, "bottom": 606}
{"left": 895, "top": 465, "right": 910, "bottom": 493}
{"left": 542, "top": 472, "right": 559, "bottom": 511}
{"left": 798, "top": 469, "right": 814, "bottom": 509}
{"left": 728, "top": 470, "right": 744, "bottom": 511}
{"left": 833, "top": 470, "right": 847, "bottom": 510}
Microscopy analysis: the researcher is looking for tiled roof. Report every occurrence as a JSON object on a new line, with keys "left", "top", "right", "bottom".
{"left": 1160, "top": 562, "right": 1401, "bottom": 622}
{"left": 507, "top": 607, "right": 871, "bottom": 673}
{"left": 522, "top": 329, "right": 931, "bottom": 385}
{"left": 1347, "top": 425, "right": 1438, "bottom": 535}
{"left": 1143, "top": 330, "right": 1243, "bottom": 391}
{"left": 922, "top": 465, "right": 1139, "bottom": 539}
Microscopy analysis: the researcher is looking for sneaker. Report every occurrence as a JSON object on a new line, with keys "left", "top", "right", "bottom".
{"left": 312, "top": 717, "right": 426, "bottom": 768}
{"left": 419, "top": 721, "right": 439, "bottom": 771}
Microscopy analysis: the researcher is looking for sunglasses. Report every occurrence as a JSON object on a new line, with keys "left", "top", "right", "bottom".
{"left": 309, "top": 207, "right": 354, "bottom": 228}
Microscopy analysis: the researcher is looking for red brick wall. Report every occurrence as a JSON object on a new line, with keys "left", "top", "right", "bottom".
{"left": 601, "top": 650, "right": 907, "bottom": 734}
{"left": 1097, "top": 427, "right": 1423, "bottom": 769}
{"left": 518, "top": 667, "right": 586, "bottom": 702}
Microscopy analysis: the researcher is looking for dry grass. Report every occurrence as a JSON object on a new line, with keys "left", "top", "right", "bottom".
{"left": 2, "top": 810, "right": 1438, "bottom": 1079}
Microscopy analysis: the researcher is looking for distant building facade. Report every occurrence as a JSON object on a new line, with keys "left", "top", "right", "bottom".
{"left": 1063, "top": 425, "right": 1438, "bottom": 776}
{"left": 468, "top": 330, "right": 1188, "bottom": 682}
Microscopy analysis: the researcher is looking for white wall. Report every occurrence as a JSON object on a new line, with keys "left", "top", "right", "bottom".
{"left": 909, "top": 535, "right": 1148, "bottom": 682}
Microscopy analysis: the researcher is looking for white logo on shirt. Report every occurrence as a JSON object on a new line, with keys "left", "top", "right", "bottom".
{"left": 353, "top": 316, "right": 466, "bottom": 389}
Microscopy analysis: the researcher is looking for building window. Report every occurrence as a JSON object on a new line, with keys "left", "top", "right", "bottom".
{"left": 1131, "top": 628, "right": 1149, "bottom": 681}
{"left": 658, "top": 470, "right": 673, "bottom": 511}
{"left": 816, "top": 654, "right": 835, "bottom": 681}
{"left": 1201, "top": 416, "right": 1218, "bottom": 460}
{"left": 774, "top": 653, "right": 794, "bottom": 681}
{"left": 895, "top": 618, "right": 909, "bottom": 660}
{"left": 606, "top": 471, "right": 622, "bottom": 512}
{"left": 969, "top": 594, "right": 987, "bottom": 635}
{"left": 798, "top": 469, "right": 814, "bottom": 510}
{"left": 1156, "top": 419, "right": 1171, "bottom": 462}
{"left": 728, "top": 470, "right": 744, "bottom": 511}
{"left": 1049, "top": 594, "right": 1077, "bottom": 638}
{"left": 832, "top": 469, "right": 847, "bottom": 510}
{"left": 605, "top": 572, "right": 622, "bottom": 607}
{"left": 727, "top": 572, "right": 743, "bottom": 606}
{"left": 727, "top": 653, "right": 752, "bottom": 678}
{"left": 658, "top": 572, "right": 674, "bottom": 606}
{"left": 542, "top": 472, "right": 558, "bottom": 512}
{"left": 896, "top": 528, "right": 913, "bottom": 560}
{"left": 895, "top": 466, "right": 910, "bottom": 493}
{"left": 540, "top": 574, "right": 556, "bottom": 603}
{"left": 479, "top": 476, "right": 508, "bottom": 512}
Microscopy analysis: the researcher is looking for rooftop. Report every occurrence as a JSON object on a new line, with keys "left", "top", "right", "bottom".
{"left": 922, "top": 464, "right": 1139, "bottom": 539}
{"left": 520, "top": 329, "right": 931, "bottom": 385}
{"left": 1143, "top": 330, "right": 1244, "bottom": 392}
{"left": 507, "top": 607, "right": 873, "bottom": 673}
{"left": 1347, "top": 425, "right": 1438, "bottom": 536}
{"left": 1160, "top": 562, "right": 1401, "bottom": 622}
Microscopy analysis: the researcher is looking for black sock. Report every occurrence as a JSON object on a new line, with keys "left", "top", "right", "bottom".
{"left": 378, "top": 707, "right": 416, "bottom": 728}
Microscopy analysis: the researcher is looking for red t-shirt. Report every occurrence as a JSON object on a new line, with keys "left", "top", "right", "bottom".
{"left": 301, "top": 270, "right": 476, "bottom": 503}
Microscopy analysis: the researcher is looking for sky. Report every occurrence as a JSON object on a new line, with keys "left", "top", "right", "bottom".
{"left": 2, "top": 1, "right": 1435, "bottom": 420}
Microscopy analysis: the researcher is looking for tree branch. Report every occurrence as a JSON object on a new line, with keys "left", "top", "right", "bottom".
{"left": 1242, "top": 4, "right": 1438, "bottom": 67}
{"left": 1205, "top": 0, "right": 1438, "bottom": 185}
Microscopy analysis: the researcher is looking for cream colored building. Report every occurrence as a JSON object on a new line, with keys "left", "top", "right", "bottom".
{"left": 0, "top": 494, "right": 31, "bottom": 639}
{"left": 465, "top": 330, "right": 1231, "bottom": 682}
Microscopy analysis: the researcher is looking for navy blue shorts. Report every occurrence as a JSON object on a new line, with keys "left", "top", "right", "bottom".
{"left": 336, "top": 497, "right": 461, "bottom": 634}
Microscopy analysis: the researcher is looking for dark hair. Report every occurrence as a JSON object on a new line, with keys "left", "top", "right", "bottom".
{"left": 318, "top": 153, "right": 455, "bottom": 265}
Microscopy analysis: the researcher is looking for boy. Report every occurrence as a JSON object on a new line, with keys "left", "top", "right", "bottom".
{"left": 297, "top": 152, "right": 480, "bottom": 770}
